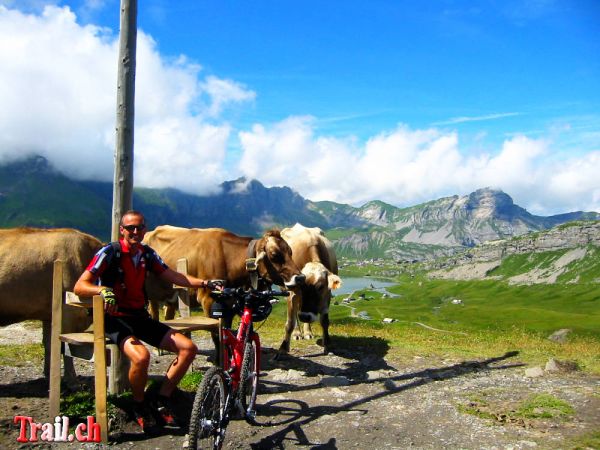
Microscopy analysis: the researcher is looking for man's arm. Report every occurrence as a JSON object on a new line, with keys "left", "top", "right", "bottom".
{"left": 74, "top": 271, "right": 118, "bottom": 314}
{"left": 159, "top": 268, "right": 209, "bottom": 289}
{"left": 74, "top": 270, "right": 104, "bottom": 297}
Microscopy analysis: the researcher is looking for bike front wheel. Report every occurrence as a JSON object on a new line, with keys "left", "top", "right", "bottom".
{"left": 238, "top": 338, "right": 259, "bottom": 424}
{"left": 188, "top": 367, "right": 228, "bottom": 450}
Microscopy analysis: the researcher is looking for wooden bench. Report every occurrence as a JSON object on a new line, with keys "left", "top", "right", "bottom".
{"left": 48, "top": 259, "right": 219, "bottom": 442}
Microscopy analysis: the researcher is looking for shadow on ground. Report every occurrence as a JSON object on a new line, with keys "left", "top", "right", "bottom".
{"left": 249, "top": 350, "right": 523, "bottom": 449}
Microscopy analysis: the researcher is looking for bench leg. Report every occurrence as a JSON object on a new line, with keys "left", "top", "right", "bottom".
{"left": 93, "top": 295, "right": 108, "bottom": 442}
{"left": 49, "top": 260, "right": 64, "bottom": 419}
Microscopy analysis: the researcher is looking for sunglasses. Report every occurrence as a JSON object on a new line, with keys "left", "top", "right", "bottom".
{"left": 122, "top": 224, "right": 146, "bottom": 232}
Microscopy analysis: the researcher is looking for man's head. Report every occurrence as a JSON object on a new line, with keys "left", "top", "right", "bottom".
{"left": 119, "top": 210, "right": 146, "bottom": 248}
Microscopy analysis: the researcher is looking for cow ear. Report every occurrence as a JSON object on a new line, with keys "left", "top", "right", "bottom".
{"left": 328, "top": 274, "right": 342, "bottom": 290}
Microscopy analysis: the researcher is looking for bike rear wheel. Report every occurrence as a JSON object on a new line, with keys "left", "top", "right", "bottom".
{"left": 188, "top": 367, "right": 228, "bottom": 450}
{"left": 238, "top": 338, "right": 259, "bottom": 423}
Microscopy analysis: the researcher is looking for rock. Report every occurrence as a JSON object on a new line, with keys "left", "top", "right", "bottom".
{"left": 548, "top": 329, "right": 572, "bottom": 343}
{"left": 382, "top": 318, "right": 395, "bottom": 323}
{"left": 545, "top": 358, "right": 579, "bottom": 373}
{"left": 269, "top": 368, "right": 306, "bottom": 382}
{"left": 424, "top": 221, "right": 600, "bottom": 282}
{"left": 366, "top": 370, "right": 387, "bottom": 380}
{"left": 525, "top": 367, "right": 545, "bottom": 378}
{"left": 383, "top": 379, "right": 397, "bottom": 390}
{"left": 321, "top": 376, "right": 350, "bottom": 387}
{"left": 545, "top": 358, "right": 561, "bottom": 372}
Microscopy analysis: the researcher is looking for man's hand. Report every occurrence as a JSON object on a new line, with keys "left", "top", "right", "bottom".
{"left": 206, "top": 280, "right": 225, "bottom": 291}
{"left": 100, "top": 288, "right": 117, "bottom": 314}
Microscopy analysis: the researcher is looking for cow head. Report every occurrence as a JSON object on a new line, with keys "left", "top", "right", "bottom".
{"left": 296, "top": 261, "right": 342, "bottom": 323}
{"left": 254, "top": 230, "right": 306, "bottom": 288}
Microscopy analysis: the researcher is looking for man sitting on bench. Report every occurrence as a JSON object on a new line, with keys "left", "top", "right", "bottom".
{"left": 74, "top": 210, "right": 214, "bottom": 434}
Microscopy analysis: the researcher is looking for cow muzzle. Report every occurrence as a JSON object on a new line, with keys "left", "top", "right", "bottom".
{"left": 285, "top": 273, "right": 306, "bottom": 288}
{"left": 298, "top": 311, "right": 318, "bottom": 323}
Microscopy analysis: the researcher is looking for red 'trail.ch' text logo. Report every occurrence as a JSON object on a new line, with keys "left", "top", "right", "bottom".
{"left": 14, "top": 415, "right": 101, "bottom": 443}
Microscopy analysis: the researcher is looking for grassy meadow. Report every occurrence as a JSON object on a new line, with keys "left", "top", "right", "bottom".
{"left": 256, "top": 254, "right": 600, "bottom": 375}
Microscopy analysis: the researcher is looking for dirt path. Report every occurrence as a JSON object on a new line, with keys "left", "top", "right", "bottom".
{"left": 1, "top": 331, "right": 599, "bottom": 449}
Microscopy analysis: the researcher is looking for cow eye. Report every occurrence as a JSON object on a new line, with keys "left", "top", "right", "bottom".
{"left": 270, "top": 252, "right": 284, "bottom": 264}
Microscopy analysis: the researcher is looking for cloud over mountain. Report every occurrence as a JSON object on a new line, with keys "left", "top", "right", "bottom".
{"left": 1, "top": 4, "right": 599, "bottom": 217}
{"left": 0, "top": 5, "right": 253, "bottom": 195}
{"left": 236, "top": 118, "right": 600, "bottom": 215}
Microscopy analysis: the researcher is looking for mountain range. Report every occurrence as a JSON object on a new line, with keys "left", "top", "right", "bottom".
{"left": 1, "top": 155, "right": 598, "bottom": 260}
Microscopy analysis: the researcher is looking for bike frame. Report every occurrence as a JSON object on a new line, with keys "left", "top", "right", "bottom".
{"left": 189, "top": 288, "right": 288, "bottom": 449}
{"left": 219, "top": 304, "right": 261, "bottom": 391}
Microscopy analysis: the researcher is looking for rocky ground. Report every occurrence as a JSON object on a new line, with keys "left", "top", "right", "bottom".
{"left": 1, "top": 323, "right": 599, "bottom": 450}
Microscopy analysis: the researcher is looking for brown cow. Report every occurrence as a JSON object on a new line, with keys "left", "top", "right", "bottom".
{"left": 279, "top": 223, "right": 342, "bottom": 356}
{"left": 143, "top": 226, "right": 305, "bottom": 322}
{"left": 0, "top": 228, "right": 103, "bottom": 379}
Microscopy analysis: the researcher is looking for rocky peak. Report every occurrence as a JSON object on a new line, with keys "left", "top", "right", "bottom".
{"left": 466, "top": 188, "right": 523, "bottom": 220}
{"left": 2, "top": 154, "right": 57, "bottom": 176}
{"left": 357, "top": 201, "right": 395, "bottom": 226}
{"left": 221, "top": 177, "right": 262, "bottom": 195}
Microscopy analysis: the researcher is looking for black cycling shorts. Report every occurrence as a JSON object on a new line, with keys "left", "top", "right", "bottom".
{"left": 104, "top": 310, "right": 172, "bottom": 348}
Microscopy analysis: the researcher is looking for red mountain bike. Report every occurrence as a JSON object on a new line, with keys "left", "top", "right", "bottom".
{"left": 188, "top": 286, "right": 288, "bottom": 449}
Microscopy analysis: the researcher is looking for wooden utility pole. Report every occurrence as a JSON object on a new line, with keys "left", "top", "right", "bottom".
{"left": 111, "top": 0, "right": 137, "bottom": 393}
{"left": 112, "top": 0, "right": 137, "bottom": 240}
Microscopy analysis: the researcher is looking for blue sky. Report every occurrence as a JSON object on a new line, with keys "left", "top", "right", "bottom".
{"left": 1, "top": 0, "right": 599, "bottom": 215}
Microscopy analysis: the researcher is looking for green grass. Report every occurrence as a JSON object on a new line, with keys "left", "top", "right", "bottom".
{"left": 330, "top": 276, "right": 600, "bottom": 337}
{"left": 515, "top": 393, "right": 574, "bottom": 419}
{"left": 486, "top": 246, "right": 600, "bottom": 283}
{"left": 61, "top": 391, "right": 97, "bottom": 419}
{"left": 260, "top": 312, "right": 599, "bottom": 376}
{"left": 567, "top": 430, "right": 600, "bottom": 450}
{"left": 179, "top": 370, "right": 204, "bottom": 391}
{"left": 0, "top": 343, "right": 43, "bottom": 366}
{"left": 558, "top": 246, "right": 600, "bottom": 283}
{"left": 255, "top": 272, "right": 600, "bottom": 374}
{"left": 458, "top": 392, "right": 574, "bottom": 423}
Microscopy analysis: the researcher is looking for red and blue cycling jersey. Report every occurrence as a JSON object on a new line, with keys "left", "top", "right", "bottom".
{"left": 86, "top": 239, "right": 168, "bottom": 312}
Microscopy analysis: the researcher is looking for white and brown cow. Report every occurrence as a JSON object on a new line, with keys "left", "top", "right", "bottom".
{"left": 143, "top": 226, "right": 305, "bottom": 322}
{"left": 0, "top": 227, "right": 103, "bottom": 379}
{"left": 279, "top": 223, "right": 342, "bottom": 356}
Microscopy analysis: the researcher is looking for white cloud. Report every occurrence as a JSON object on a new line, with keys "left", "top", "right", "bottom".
{"left": 0, "top": 5, "right": 254, "bottom": 194}
{"left": 237, "top": 117, "right": 600, "bottom": 215}
{"left": 201, "top": 76, "right": 256, "bottom": 117}
{"left": 434, "top": 112, "right": 521, "bottom": 125}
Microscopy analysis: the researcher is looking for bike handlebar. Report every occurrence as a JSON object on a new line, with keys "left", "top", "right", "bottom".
{"left": 209, "top": 285, "right": 289, "bottom": 300}
{"left": 215, "top": 287, "right": 290, "bottom": 298}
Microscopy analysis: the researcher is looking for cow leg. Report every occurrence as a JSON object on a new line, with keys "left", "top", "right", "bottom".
{"left": 276, "top": 294, "right": 298, "bottom": 357}
{"left": 302, "top": 322, "right": 314, "bottom": 340}
{"left": 317, "top": 312, "right": 331, "bottom": 354}
{"left": 317, "top": 312, "right": 331, "bottom": 355}
{"left": 292, "top": 312, "right": 304, "bottom": 340}
{"left": 164, "top": 291, "right": 178, "bottom": 320}
{"left": 148, "top": 299, "right": 160, "bottom": 321}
